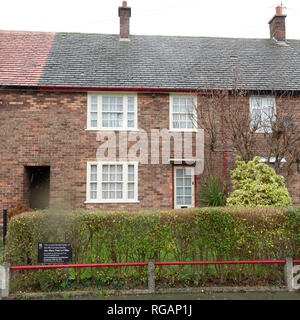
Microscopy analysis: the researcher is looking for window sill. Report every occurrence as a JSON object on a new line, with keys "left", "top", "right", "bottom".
{"left": 253, "top": 130, "right": 272, "bottom": 134}
{"left": 169, "top": 129, "right": 200, "bottom": 133}
{"left": 84, "top": 200, "right": 140, "bottom": 204}
{"left": 85, "top": 128, "right": 141, "bottom": 132}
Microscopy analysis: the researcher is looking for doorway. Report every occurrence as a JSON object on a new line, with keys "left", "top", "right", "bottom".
{"left": 174, "top": 166, "right": 195, "bottom": 209}
{"left": 25, "top": 166, "right": 50, "bottom": 209}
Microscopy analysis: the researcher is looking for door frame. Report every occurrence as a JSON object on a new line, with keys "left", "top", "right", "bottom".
{"left": 172, "top": 164, "right": 197, "bottom": 209}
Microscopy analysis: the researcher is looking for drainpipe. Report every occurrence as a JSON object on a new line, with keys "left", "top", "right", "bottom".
{"left": 219, "top": 90, "right": 228, "bottom": 198}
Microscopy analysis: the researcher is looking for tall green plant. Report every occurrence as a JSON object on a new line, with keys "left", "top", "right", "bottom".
{"left": 197, "top": 176, "right": 226, "bottom": 207}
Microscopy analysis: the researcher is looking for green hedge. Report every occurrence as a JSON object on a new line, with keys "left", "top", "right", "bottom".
{"left": 4, "top": 207, "right": 300, "bottom": 292}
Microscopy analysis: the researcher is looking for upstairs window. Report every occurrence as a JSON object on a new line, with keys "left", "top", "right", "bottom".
{"left": 169, "top": 95, "right": 197, "bottom": 131}
{"left": 250, "top": 96, "right": 276, "bottom": 133}
{"left": 87, "top": 93, "right": 137, "bottom": 130}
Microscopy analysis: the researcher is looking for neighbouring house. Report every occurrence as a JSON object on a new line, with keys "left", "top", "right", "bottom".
{"left": 1, "top": 2, "right": 300, "bottom": 217}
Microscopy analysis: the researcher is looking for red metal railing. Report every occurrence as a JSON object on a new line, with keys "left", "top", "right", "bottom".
{"left": 9, "top": 259, "right": 300, "bottom": 270}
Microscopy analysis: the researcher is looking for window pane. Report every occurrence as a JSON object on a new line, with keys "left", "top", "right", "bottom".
{"left": 90, "top": 182, "right": 97, "bottom": 200}
{"left": 128, "top": 165, "right": 134, "bottom": 182}
{"left": 128, "top": 112, "right": 134, "bottom": 120}
{"left": 116, "top": 191, "right": 123, "bottom": 199}
{"left": 185, "top": 197, "right": 192, "bottom": 205}
{"left": 187, "top": 121, "right": 193, "bottom": 128}
{"left": 102, "top": 191, "right": 109, "bottom": 199}
{"left": 91, "top": 96, "right": 98, "bottom": 104}
{"left": 184, "top": 178, "right": 191, "bottom": 186}
{"left": 176, "top": 178, "right": 184, "bottom": 187}
{"left": 91, "top": 112, "right": 98, "bottom": 120}
{"left": 101, "top": 96, "right": 125, "bottom": 128}
{"left": 177, "top": 187, "right": 184, "bottom": 196}
{"left": 128, "top": 96, "right": 135, "bottom": 109}
{"left": 173, "top": 105, "right": 180, "bottom": 112}
{"left": 91, "top": 104, "right": 98, "bottom": 112}
{"left": 128, "top": 182, "right": 134, "bottom": 199}
{"left": 176, "top": 196, "right": 184, "bottom": 205}
{"left": 173, "top": 97, "right": 180, "bottom": 105}
{"left": 176, "top": 169, "right": 184, "bottom": 177}
{"left": 180, "top": 104, "right": 187, "bottom": 113}
{"left": 185, "top": 188, "right": 191, "bottom": 196}
{"left": 128, "top": 120, "right": 134, "bottom": 128}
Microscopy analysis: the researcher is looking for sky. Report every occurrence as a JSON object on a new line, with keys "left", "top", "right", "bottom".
{"left": 1, "top": 0, "right": 300, "bottom": 39}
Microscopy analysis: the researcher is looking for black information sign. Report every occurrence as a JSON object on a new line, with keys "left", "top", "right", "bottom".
{"left": 38, "top": 242, "right": 72, "bottom": 264}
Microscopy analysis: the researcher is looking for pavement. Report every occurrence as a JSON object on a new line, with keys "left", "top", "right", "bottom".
{"left": 75, "top": 291, "right": 300, "bottom": 300}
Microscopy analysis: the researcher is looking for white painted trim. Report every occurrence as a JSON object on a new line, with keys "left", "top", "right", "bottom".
{"left": 86, "top": 161, "right": 139, "bottom": 203}
{"left": 85, "top": 128, "right": 142, "bottom": 132}
{"left": 169, "top": 94, "right": 198, "bottom": 131}
{"left": 249, "top": 96, "right": 276, "bottom": 133}
{"left": 174, "top": 166, "right": 195, "bottom": 209}
{"left": 87, "top": 93, "right": 138, "bottom": 131}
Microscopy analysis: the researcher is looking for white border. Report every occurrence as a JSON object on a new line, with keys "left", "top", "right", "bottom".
{"left": 86, "top": 92, "right": 138, "bottom": 131}
{"left": 249, "top": 96, "right": 276, "bottom": 133}
{"left": 169, "top": 94, "right": 198, "bottom": 132}
{"left": 174, "top": 166, "right": 195, "bottom": 209}
{"left": 85, "top": 161, "right": 139, "bottom": 203}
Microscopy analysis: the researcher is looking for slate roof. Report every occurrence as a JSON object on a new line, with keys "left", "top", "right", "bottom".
{"left": 1, "top": 31, "right": 300, "bottom": 91}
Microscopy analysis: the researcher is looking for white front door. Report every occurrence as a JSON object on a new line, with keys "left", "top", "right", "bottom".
{"left": 174, "top": 166, "right": 195, "bottom": 209}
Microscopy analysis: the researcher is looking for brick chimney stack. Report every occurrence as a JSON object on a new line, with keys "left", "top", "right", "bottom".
{"left": 269, "top": 5, "right": 287, "bottom": 42}
{"left": 118, "top": 1, "right": 131, "bottom": 41}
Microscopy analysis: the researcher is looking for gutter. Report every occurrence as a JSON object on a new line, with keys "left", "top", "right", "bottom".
{"left": 36, "top": 86, "right": 221, "bottom": 93}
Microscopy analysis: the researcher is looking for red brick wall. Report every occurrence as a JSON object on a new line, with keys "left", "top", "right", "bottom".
{"left": 269, "top": 15, "right": 286, "bottom": 41}
{"left": 0, "top": 90, "right": 298, "bottom": 218}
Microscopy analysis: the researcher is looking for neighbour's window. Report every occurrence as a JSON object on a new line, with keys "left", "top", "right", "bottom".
{"left": 250, "top": 96, "right": 276, "bottom": 133}
{"left": 86, "top": 162, "right": 138, "bottom": 203}
{"left": 259, "top": 156, "right": 286, "bottom": 171}
{"left": 170, "top": 95, "right": 197, "bottom": 131}
{"left": 87, "top": 93, "right": 137, "bottom": 130}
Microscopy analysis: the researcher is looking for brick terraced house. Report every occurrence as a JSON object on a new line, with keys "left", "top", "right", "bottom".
{"left": 1, "top": 2, "right": 300, "bottom": 215}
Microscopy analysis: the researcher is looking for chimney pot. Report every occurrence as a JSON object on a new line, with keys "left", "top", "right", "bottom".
{"left": 122, "top": 1, "right": 127, "bottom": 7}
{"left": 276, "top": 6, "right": 282, "bottom": 15}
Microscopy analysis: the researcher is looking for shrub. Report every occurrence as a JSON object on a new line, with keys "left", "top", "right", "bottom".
{"left": 4, "top": 207, "right": 300, "bottom": 292}
{"left": 197, "top": 176, "right": 226, "bottom": 207}
{"left": 227, "top": 157, "right": 292, "bottom": 207}
{"left": 8, "top": 203, "right": 33, "bottom": 222}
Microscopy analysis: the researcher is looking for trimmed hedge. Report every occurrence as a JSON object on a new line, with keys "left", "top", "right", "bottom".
{"left": 3, "top": 207, "right": 300, "bottom": 292}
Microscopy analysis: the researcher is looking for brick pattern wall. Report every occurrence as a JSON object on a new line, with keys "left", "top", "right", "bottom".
{"left": 269, "top": 16, "right": 286, "bottom": 41}
{"left": 0, "top": 90, "right": 299, "bottom": 220}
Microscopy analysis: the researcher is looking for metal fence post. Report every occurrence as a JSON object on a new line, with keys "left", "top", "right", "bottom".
{"left": 284, "top": 257, "right": 294, "bottom": 292}
{"left": 3, "top": 209, "right": 7, "bottom": 247}
{"left": 0, "top": 263, "right": 10, "bottom": 298}
{"left": 148, "top": 259, "right": 155, "bottom": 294}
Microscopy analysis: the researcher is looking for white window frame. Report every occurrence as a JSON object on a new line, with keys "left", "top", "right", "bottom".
{"left": 85, "top": 161, "right": 139, "bottom": 203}
{"left": 259, "top": 156, "right": 286, "bottom": 169}
{"left": 87, "top": 93, "right": 138, "bottom": 131}
{"left": 169, "top": 94, "right": 198, "bottom": 132}
{"left": 249, "top": 96, "right": 276, "bottom": 133}
{"left": 174, "top": 166, "right": 195, "bottom": 209}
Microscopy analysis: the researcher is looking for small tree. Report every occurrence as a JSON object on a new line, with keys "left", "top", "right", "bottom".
{"left": 227, "top": 156, "right": 292, "bottom": 207}
{"left": 194, "top": 90, "right": 300, "bottom": 181}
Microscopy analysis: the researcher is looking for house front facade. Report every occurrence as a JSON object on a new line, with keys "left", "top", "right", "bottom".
{"left": 1, "top": 2, "right": 300, "bottom": 215}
